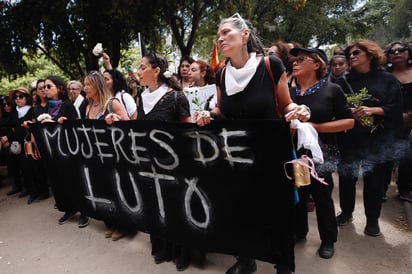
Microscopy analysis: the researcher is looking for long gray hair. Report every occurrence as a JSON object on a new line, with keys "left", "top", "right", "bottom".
{"left": 219, "top": 14, "right": 265, "bottom": 55}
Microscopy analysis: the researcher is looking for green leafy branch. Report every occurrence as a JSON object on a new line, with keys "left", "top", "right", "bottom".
{"left": 346, "top": 87, "right": 374, "bottom": 127}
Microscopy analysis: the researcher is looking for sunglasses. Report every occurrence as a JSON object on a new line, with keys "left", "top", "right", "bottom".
{"left": 14, "top": 95, "right": 26, "bottom": 99}
{"left": 44, "top": 84, "right": 55, "bottom": 90}
{"left": 349, "top": 49, "right": 362, "bottom": 57}
{"left": 388, "top": 47, "right": 408, "bottom": 55}
{"left": 230, "top": 12, "right": 249, "bottom": 30}
{"left": 293, "top": 56, "right": 315, "bottom": 64}
{"left": 88, "top": 70, "right": 99, "bottom": 76}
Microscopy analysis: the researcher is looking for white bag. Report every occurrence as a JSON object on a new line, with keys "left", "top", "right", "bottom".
{"left": 10, "top": 141, "right": 21, "bottom": 155}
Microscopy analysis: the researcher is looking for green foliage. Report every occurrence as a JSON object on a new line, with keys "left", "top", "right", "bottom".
{"left": 1, "top": 0, "right": 412, "bottom": 94}
{"left": 345, "top": 87, "right": 374, "bottom": 127}
{"left": 0, "top": 51, "right": 67, "bottom": 96}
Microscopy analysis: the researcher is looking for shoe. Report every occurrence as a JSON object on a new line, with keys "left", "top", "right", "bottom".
{"left": 399, "top": 192, "right": 412, "bottom": 202}
{"left": 275, "top": 264, "right": 292, "bottom": 274}
{"left": 364, "top": 218, "right": 381, "bottom": 236}
{"left": 34, "top": 193, "right": 50, "bottom": 202}
{"left": 226, "top": 258, "right": 257, "bottom": 274}
{"left": 27, "top": 195, "right": 37, "bottom": 205}
{"left": 78, "top": 214, "right": 89, "bottom": 228}
{"left": 58, "top": 211, "right": 77, "bottom": 225}
{"left": 111, "top": 229, "right": 125, "bottom": 241}
{"left": 104, "top": 228, "right": 114, "bottom": 238}
{"left": 175, "top": 248, "right": 190, "bottom": 271}
{"left": 18, "top": 190, "right": 29, "bottom": 198}
{"left": 7, "top": 188, "right": 21, "bottom": 196}
{"left": 318, "top": 242, "right": 334, "bottom": 259}
{"left": 336, "top": 212, "right": 353, "bottom": 226}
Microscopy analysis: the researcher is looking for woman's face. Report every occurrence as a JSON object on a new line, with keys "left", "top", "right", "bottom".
{"left": 36, "top": 81, "right": 47, "bottom": 101}
{"left": 67, "top": 83, "right": 81, "bottom": 101}
{"left": 103, "top": 72, "right": 114, "bottom": 91}
{"left": 348, "top": 47, "right": 370, "bottom": 71}
{"left": 44, "top": 80, "right": 59, "bottom": 100}
{"left": 3, "top": 99, "right": 12, "bottom": 112}
{"left": 137, "top": 57, "right": 158, "bottom": 87}
{"left": 216, "top": 22, "right": 248, "bottom": 58}
{"left": 13, "top": 92, "right": 29, "bottom": 108}
{"left": 83, "top": 77, "right": 98, "bottom": 100}
{"left": 291, "top": 54, "right": 319, "bottom": 79}
{"left": 388, "top": 44, "right": 410, "bottom": 65}
{"left": 179, "top": 61, "right": 191, "bottom": 79}
{"left": 330, "top": 57, "right": 348, "bottom": 77}
{"left": 188, "top": 63, "right": 203, "bottom": 85}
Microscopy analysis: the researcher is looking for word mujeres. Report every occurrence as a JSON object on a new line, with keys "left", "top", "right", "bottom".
{"left": 30, "top": 120, "right": 294, "bottom": 263}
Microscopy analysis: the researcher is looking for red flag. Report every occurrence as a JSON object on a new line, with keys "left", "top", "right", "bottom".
{"left": 211, "top": 43, "right": 219, "bottom": 71}
{"left": 125, "top": 63, "right": 137, "bottom": 81}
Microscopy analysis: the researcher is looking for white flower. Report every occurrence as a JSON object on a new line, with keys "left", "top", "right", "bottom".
{"left": 183, "top": 87, "right": 198, "bottom": 95}
{"left": 92, "top": 43, "right": 103, "bottom": 56}
{"left": 163, "top": 70, "right": 173, "bottom": 79}
{"left": 37, "top": 113, "right": 52, "bottom": 122}
{"left": 98, "top": 57, "right": 104, "bottom": 66}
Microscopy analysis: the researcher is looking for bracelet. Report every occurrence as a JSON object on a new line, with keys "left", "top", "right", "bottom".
{"left": 301, "top": 104, "right": 311, "bottom": 114}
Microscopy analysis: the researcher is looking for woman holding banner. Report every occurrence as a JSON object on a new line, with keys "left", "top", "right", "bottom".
{"left": 83, "top": 71, "right": 131, "bottom": 239}
{"left": 137, "top": 52, "right": 194, "bottom": 271}
{"left": 195, "top": 13, "right": 311, "bottom": 274}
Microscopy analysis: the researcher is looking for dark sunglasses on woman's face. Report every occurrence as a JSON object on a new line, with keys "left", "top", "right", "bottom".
{"left": 349, "top": 49, "right": 362, "bottom": 57}
{"left": 388, "top": 47, "right": 408, "bottom": 55}
{"left": 14, "top": 95, "right": 26, "bottom": 99}
{"left": 44, "top": 84, "right": 55, "bottom": 90}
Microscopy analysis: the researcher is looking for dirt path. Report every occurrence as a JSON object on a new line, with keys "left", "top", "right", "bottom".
{"left": 0, "top": 173, "right": 411, "bottom": 274}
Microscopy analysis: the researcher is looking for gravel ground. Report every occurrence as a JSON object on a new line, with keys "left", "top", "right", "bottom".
{"left": 0, "top": 172, "right": 411, "bottom": 274}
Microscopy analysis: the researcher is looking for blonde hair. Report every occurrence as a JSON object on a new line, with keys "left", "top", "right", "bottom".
{"left": 84, "top": 71, "right": 113, "bottom": 113}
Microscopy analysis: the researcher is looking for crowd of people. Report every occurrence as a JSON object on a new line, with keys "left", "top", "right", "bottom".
{"left": 0, "top": 13, "right": 411, "bottom": 274}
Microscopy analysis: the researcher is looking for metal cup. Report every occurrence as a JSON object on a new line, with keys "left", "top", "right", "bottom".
{"left": 293, "top": 161, "right": 311, "bottom": 187}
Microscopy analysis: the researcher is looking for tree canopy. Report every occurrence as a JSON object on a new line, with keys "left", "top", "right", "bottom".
{"left": 0, "top": 0, "right": 411, "bottom": 94}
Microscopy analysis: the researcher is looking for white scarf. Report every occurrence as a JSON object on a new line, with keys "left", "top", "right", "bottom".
{"left": 17, "top": 105, "right": 31, "bottom": 119}
{"left": 73, "top": 95, "right": 85, "bottom": 118}
{"left": 225, "top": 52, "right": 258, "bottom": 96}
{"left": 141, "top": 84, "right": 168, "bottom": 114}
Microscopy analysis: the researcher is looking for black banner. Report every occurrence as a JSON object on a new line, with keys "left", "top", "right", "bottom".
{"left": 30, "top": 119, "right": 295, "bottom": 266}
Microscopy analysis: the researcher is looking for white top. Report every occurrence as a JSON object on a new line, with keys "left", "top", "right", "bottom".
{"left": 115, "top": 90, "right": 137, "bottom": 118}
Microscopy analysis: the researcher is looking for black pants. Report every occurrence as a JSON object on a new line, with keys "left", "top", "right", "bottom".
{"left": 338, "top": 158, "right": 386, "bottom": 220}
{"left": 295, "top": 171, "right": 337, "bottom": 244}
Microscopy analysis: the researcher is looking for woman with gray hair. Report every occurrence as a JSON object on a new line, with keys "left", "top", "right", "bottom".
{"left": 195, "top": 13, "right": 312, "bottom": 274}
{"left": 67, "top": 80, "right": 88, "bottom": 119}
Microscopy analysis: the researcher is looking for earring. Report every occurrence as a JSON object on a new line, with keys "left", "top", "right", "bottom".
{"left": 408, "top": 59, "right": 412, "bottom": 65}
{"left": 386, "top": 62, "right": 393, "bottom": 68}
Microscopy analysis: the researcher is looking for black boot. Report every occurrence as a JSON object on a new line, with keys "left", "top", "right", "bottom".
{"left": 226, "top": 257, "right": 256, "bottom": 274}
{"left": 175, "top": 246, "right": 190, "bottom": 271}
{"left": 364, "top": 218, "right": 380, "bottom": 236}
